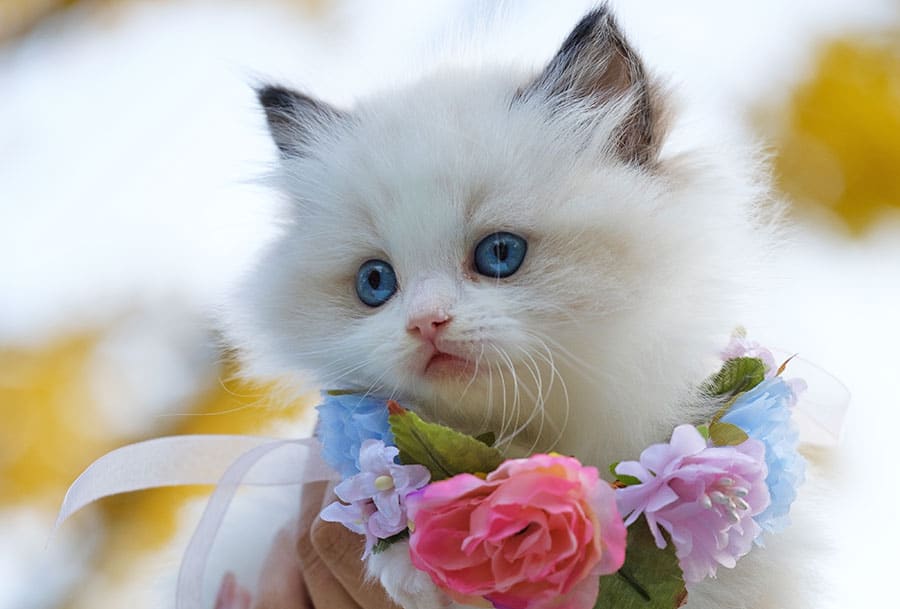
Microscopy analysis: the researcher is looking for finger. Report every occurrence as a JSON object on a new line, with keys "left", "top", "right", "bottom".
{"left": 299, "top": 480, "right": 331, "bottom": 533}
{"left": 310, "top": 519, "right": 398, "bottom": 609}
{"left": 213, "top": 572, "right": 237, "bottom": 609}
{"left": 297, "top": 481, "right": 363, "bottom": 609}
{"left": 311, "top": 484, "right": 399, "bottom": 609}
{"left": 236, "top": 585, "right": 253, "bottom": 609}
{"left": 215, "top": 572, "right": 253, "bottom": 609}
{"left": 253, "top": 525, "right": 311, "bottom": 609}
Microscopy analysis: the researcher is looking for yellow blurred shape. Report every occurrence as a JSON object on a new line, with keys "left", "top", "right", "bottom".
{"left": 0, "top": 326, "right": 311, "bottom": 606}
{"left": 773, "top": 32, "right": 900, "bottom": 234}
{"left": 0, "top": 333, "right": 108, "bottom": 503}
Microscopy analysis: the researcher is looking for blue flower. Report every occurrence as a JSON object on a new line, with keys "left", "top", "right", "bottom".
{"left": 721, "top": 377, "right": 805, "bottom": 536}
{"left": 315, "top": 393, "right": 394, "bottom": 478}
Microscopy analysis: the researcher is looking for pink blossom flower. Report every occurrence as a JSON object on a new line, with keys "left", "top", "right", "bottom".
{"left": 406, "top": 454, "right": 626, "bottom": 609}
{"left": 615, "top": 425, "right": 770, "bottom": 583}
{"left": 721, "top": 334, "right": 777, "bottom": 376}
{"left": 320, "top": 439, "right": 430, "bottom": 556}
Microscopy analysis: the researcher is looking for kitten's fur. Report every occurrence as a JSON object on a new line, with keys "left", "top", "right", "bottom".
{"left": 228, "top": 8, "right": 810, "bottom": 609}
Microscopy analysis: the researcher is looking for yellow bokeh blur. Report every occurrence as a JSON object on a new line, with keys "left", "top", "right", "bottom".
{"left": 770, "top": 32, "right": 900, "bottom": 233}
{"left": 0, "top": 328, "right": 311, "bottom": 607}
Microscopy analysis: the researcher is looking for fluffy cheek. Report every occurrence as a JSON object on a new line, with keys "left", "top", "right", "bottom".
{"left": 243, "top": 236, "right": 401, "bottom": 387}
{"left": 315, "top": 308, "right": 414, "bottom": 390}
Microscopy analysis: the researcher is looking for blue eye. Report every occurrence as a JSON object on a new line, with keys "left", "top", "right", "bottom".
{"left": 474, "top": 232, "right": 527, "bottom": 278}
{"left": 356, "top": 259, "right": 398, "bottom": 307}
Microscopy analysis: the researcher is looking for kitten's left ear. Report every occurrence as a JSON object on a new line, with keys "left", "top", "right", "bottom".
{"left": 257, "top": 84, "right": 344, "bottom": 158}
{"left": 524, "top": 7, "right": 664, "bottom": 166}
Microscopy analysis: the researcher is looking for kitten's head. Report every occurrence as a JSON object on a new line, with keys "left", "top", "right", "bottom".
{"left": 229, "top": 9, "right": 774, "bottom": 455}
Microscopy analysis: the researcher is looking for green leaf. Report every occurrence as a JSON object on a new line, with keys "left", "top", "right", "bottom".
{"left": 707, "top": 422, "right": 749, "bottom": 447}
{"left": 595, "top": 517, "right": 687, "bottom": 609}
{"left": 609, "top": 461, "right": 642, "bottom": 487}
{"left": 702, "top": 357, "right": 766, "bottom": 398}
{"left": 696, "top": 424, "right": 710, "bottom": 440}
{"left": 389, "top": 408, "right": 504, "bottom": 481}
{"left": 474, "top": 431, "right": 497, "bottom": 447}
{"left": 371, "top": 530, "right": 410, "bottom": 554}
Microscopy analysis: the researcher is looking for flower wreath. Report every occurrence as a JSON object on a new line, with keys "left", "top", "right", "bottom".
{"left": 312, "top": 334, "right": 808, "bottom": 609}
{"left": 55, "top": 332, "right": 844, "bottom": 609}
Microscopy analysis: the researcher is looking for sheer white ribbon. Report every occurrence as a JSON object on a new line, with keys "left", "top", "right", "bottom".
{"left": 773, "top": 351, "right": 851, "bottom": 447}
{"left": 55, "top": 434, "right": 338, "bottom": 608}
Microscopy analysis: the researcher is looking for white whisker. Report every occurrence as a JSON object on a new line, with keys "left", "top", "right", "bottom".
{"left": 530, "top": 338, "right": 571, "bottom": 452}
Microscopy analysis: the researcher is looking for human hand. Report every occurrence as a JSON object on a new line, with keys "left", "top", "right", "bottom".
{"left": 214, "top": 480, "right": 398, "bottom": 609}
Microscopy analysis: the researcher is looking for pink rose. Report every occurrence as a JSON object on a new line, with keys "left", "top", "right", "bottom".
{"left": 406, "top": 454, "right": 626, "bottom": 609}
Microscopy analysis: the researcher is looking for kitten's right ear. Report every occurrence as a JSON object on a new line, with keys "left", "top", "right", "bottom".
{"left": 522, "top": 7, "right": 663, "bottom": 166}
{"left": 257, "top": 84, "right": 343, "bottom": 158}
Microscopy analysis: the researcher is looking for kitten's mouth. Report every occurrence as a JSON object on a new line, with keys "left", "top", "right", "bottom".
{"left": 423, "top": 350, "right": 475, "bottom": 378}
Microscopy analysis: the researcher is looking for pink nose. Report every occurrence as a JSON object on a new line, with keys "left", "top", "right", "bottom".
{"left": 407, "top": 310, "right": 451, "bottom": 343}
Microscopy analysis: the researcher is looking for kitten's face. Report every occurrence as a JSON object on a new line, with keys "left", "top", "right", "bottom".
{"left": 250, "top": 79, "right": 663, "bottom": 429}
{"left": 235, "top": 11, "right": 763, "bottom": 452}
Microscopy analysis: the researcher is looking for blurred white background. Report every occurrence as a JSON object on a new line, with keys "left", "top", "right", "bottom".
{"left": 1, "top": 1, "right": 899, "bottom": 608}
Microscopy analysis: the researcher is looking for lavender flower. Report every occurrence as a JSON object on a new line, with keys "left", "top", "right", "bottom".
{"left": 615, "top": 425, "right": 770, "bottom": 583}
{"left": 721, "top": 377, "right": 806, "bottom": 535}
{"left": 320, "top": 440, "right": 431, "bottom": 556}
{"left": 319, "top": 500, "right": 378, "bottom": 551}
{"left": 315, "top": 393, "right": 394, "bottom": 478}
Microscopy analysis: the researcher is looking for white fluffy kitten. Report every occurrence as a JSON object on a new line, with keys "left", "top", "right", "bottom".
{"left": 228, "top": 7, "right": 812, "bottom": 609}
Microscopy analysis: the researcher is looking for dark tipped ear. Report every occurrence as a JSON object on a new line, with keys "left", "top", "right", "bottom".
{"left": 526, "top": 7, "right": 662, "bottom": 166}
{"left": 257, "top": 84, "right": 343, "bottom": 158}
